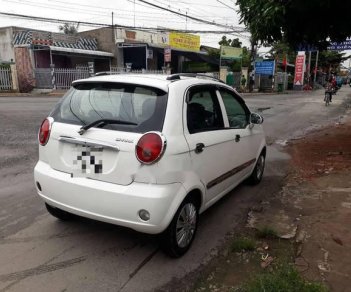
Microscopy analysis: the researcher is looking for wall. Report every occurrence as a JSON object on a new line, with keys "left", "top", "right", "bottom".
{"left": 0, "top": 27, "right": 15, "bottom": 62}
{"left": 14, "top": 47, "right": 35, "bottom": 92}
{"left": 79, "top": 27, "right": 117, "bottom": 66}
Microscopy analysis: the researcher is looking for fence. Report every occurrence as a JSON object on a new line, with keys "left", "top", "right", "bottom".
{"left": 55, "top": 68, "right": 90, "bottom": 89}
{"left": 0, "top": 67, "right": 13, "bottom": 91}
{"left": 110, "top": 67, "right": 165, "bottom": 75}
{"left": 34, "top": 67, "right": 90, "bottom": 89}
{"left": 32, "top": 66, "right": 218, "bottom": 90}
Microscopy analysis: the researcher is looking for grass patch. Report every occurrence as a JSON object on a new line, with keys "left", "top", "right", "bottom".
{"left": 231, "top": 237, "right": 256, "bottom": 253}
{"left": 256, "top": 226, "right": 278, "bottom": 239}
{"left": 243, "top": 263, "right": 328, "bottom": 292}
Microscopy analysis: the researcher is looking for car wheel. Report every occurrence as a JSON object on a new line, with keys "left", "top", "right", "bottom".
{"left": 45, "top": 203, "right": 74, "bottom": 221}
{"left": 161, "top": 197, "right": 199, "bottom": 258}
{"left": 247, "top": 152, "right": 265, "bottom": 185}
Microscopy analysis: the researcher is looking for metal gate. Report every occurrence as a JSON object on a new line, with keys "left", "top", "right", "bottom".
{"left": 0, "top": 67, "right": 13, "bottom": 91}
{"left": 34, "top": 68, "right": 90, "bottom": 89}
{"left": 34, "top": 68, "right": 52, "bottom": 89}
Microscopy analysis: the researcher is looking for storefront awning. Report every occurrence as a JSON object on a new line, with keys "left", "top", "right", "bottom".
{"left": 49, "top": 46, "right": 114, "bottom": 57}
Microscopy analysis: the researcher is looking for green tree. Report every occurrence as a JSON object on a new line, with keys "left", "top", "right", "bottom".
{"left": 318, "top": 51, "right": 348, "bottom": 72}
{"left": 59, "top": 23, "right": 79, "bottom": 35}
{"left": 236, "top": 0, "right": 351, "bottom": 48}
{"left": 219, "top": 36, "right": 242, "bottom": 48}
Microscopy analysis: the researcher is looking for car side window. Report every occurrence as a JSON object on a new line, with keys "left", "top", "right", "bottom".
{"left": 187, "top": 86, "right": 224, "bottom": 134}
{"left": 218, "top": 88, "right": 250, "bottom": 129}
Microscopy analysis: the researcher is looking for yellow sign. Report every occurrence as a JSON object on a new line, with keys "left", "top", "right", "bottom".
{"left": 220, "top": 46, "right": 243, "bottom": 59}
{"left": 169, "top": 32, "right": 200, "bottom": 52}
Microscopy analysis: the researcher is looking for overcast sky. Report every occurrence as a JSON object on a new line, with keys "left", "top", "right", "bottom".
{"left": 0, "top": 0, "right": 251, "bottom": 48}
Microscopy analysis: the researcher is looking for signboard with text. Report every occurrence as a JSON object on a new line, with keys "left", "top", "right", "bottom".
{"left": 220, "top": 46, "right": 243, "bottom": 60}
{"left": 293, "top": 52, "right": 306, "bottom": 86}
{"left": 255, "top": 61, "right": 275, "bottom": 75}
{"left": 327, "top": 40, "right": 351, "bottom": 51}
{"left": 169, "top": 32, "right": 200, "bottom": 51}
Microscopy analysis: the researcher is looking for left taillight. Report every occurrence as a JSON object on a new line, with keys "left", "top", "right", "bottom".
{"left": 38, "top": 117, "right": 53, "bottom": 146}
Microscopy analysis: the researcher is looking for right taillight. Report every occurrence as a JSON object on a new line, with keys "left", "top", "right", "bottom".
{"left": 135, "top": 132, "right": 166, "bottom": 164}
{"left": 38, "top": 117, "right": 53, "bottom": 146}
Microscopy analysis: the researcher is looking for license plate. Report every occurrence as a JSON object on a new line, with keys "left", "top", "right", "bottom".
{"left": 72, "top": 144, "right": 104, "bottom": 175}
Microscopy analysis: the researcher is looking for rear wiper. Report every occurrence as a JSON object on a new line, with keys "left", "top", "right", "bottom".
{"left": 78, "top": 119, "right": 138, "bottom": 135}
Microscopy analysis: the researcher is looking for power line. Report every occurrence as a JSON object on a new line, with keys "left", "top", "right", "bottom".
{"left": 216, "top": 0, "right": 236, "bottom": 11}
{"left": 136, "top": 0, "right": 247, "bottom": 31}
{"left": 0, "top": 11, "right": 249, "bottom": 35}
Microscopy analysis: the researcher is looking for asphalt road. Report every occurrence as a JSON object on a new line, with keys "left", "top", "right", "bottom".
{"left": 0, "top": 87, "right": 350, "bottom": 292}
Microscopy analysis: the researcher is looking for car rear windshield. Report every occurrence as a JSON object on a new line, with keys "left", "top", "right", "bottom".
{"left": 50, "top": 82, "right": 168, "bottom": 133}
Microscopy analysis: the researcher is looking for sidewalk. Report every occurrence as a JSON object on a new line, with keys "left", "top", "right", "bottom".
{"left": 0, "top": 89, "right": 66, "bottom": 97}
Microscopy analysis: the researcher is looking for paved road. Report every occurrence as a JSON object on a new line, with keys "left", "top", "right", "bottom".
{"left": 0, "top": 87, "right": 350, "bottom": 291}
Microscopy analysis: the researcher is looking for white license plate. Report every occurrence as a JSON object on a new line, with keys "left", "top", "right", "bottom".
{"left": 72, "top": 144, "right": 104, "bottom": 175}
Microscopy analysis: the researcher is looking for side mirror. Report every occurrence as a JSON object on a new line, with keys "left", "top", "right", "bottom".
{"left": 250, "top": 112, "right": 264, "bottom": 125}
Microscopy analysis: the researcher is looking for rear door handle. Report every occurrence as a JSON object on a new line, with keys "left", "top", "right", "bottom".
{"left": 235, "top": 134, "right": 241, "bottom": 142}
{"left": 195, "top": 143, "right": 205, "bottom": 153}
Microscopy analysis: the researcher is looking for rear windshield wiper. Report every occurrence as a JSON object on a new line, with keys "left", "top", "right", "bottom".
{"left": 78, "top": 119, "right": 138, "bottom": 135}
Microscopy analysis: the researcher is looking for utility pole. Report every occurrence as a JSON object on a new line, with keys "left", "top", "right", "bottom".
{"left": 313, "top": 50, "right": 319, "bottom": 87}
{"left": 307, "top": 51, "right": 312, "bottom": 87}
{"left": 134, "top": 0, "right": 136, "bottom": 27}
{"left": 247, "top": 37, "right": 257, "bottom": 92}
{"left": 111, "top": 12, "right": 114, "bottom": 40}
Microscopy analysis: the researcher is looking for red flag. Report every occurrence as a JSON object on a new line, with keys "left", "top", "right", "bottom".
{"left": 282, "top": 56, "right": 287, "bottom": 70}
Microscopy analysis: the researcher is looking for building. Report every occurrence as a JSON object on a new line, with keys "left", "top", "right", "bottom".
{"left": 0, "top": 26, "right": 113, "bottom": 91}
{"left": 81, "top": 27, "right": 219, "bottom": 73}
{"left": 0, "top": 26, "right": 219, "bottom": 92}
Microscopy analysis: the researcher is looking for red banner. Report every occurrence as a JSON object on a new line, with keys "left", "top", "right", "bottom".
{"left": 294, "top": 53, "right": 305, "bottom": 86}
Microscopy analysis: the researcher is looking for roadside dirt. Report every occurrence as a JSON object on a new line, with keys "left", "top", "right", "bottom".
{"left": 166, "top": 115, "right": 351, "bottom": 291}
{"left": 284, "top": 117, "right": 351, "bottom": 291}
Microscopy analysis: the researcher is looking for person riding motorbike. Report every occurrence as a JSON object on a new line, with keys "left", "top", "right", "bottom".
{"left": 325, "top": 79, "right": 333, "bottom": 102}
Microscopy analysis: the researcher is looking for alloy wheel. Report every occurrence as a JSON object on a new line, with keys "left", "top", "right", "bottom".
{"left": 176, "top": 203, "right": 197, "bottom": 248}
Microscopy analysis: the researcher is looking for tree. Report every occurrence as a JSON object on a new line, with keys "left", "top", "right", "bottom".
{"left": 59, "top": 23, "right": 79, "bottom": 35}
{"left": 266, "top": 41, "right": 297, "bottom": 71}
{"left": 236, "top": 0, "right": 351, "bottom": 48}
{"left": 318, "top": 51, "right": 348, "bottom": 72}
{"left": 219, "top": 36, "right": 242, "bottom": 48}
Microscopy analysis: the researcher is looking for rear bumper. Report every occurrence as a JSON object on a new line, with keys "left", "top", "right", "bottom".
{"left": 34, "top": 161, "right": 186, "bottom": 234}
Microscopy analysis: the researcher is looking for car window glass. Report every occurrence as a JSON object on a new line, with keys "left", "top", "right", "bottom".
{"left": 187, "top": 87, "right": 224, "bottom": 134}
{"left": 219, "top": 89, "right": 249, "bottom": 129}
{"left": 53, "top": 83, "right": 167, "bottom": 133}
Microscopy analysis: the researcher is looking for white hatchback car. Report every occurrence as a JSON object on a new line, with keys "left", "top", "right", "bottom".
{"left": 34, "top": 73, "right": 266, "bottom": 257}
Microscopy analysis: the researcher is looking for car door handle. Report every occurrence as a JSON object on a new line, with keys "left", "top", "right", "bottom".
{"left": 195, "top": 143, "right": 205, "bottom": 153}
{"left": 235, "top": 134, "right": 241, "bottom": 142}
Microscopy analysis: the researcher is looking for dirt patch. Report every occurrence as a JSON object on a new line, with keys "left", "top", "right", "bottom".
{"left": 172, "top": 118, "right": 351, "bottom": 292}
{"left": 287, "top": 121, "right": 351, "bottom": 179}
{"left": 283, "top": 118, "right": 351, "bottom": 291}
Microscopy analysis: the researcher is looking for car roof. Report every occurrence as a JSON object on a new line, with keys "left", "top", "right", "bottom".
{"left": 73, "top": 74, "right": 172, "bottom": 92}
{"left": 72, "top": 73, "right": 225, "bottom": 92}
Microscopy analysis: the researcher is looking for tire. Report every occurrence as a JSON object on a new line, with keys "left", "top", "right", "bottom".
{"left": 247, "top": 152, "right": 265, "bottom": 185}
{"left": 45, "top": 203, "right": 75, "bottom": 221}
{"left": 325, "top": 92, "right": 331, "bottom": 106}
{"left": 161, "top": 197, "right": 199, "bottom": 258}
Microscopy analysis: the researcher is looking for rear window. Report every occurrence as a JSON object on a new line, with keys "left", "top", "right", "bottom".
{"left": 51, "top": 82, "right": 168, "bottom": 133}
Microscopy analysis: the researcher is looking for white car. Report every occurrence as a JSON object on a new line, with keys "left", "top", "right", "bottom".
{"left": 34, "top": 73, "right": 266, "bottom": 257}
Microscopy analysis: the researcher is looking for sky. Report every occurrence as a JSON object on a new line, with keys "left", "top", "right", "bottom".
{"left": 0, "top": 0, "right": 251, "bottom": 48}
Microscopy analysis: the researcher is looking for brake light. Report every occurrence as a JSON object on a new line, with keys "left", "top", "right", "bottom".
{"left": 136, "top": 132, "right": 166, "bottom": 164}
{"left": 38, "top": 118, "right": 53, "bottom": 146}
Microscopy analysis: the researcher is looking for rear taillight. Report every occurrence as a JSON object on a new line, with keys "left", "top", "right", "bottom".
{"left": 136, "top": 132, "right": 166, "bottom": 164}
{"left": 38, "top": 117, "right": 53, "bottom": 146}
